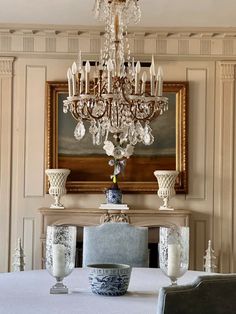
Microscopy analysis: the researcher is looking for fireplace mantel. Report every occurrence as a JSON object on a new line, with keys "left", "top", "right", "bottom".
{"left": 39, "top": 207, "right": 190, "bottom": 235}
{"left": 39, "top": 207, "right": 190, "bottom": 267}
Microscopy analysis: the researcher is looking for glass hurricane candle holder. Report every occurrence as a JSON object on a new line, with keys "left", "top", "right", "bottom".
{"left": 46, "top": 225, "right": 77, "bottom": 294}
{"left": 159, "top": 226, "right": 189, "bottom": 285}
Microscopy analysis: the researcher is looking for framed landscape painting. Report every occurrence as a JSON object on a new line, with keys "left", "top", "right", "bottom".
{"left": 45, "top": 81, "right": 188, "bottom": 193}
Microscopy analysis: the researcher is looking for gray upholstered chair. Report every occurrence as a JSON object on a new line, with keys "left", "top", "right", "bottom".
{"left": 157, "top": 274, "right": 236, "bottom": 314}
{"left": 83, "top": 222, "right": 149, "bottom": 267}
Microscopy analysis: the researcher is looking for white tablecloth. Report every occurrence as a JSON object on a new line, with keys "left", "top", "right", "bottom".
{"left": 0, "top": 268, "right": 205, "bottom": 314}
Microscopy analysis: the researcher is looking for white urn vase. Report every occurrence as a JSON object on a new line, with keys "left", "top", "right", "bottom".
{"left": 154, "top": 170, "right": 179, "bottom": 210}
{"left": 46, "top": 169, "right": 70, "bottom": 209}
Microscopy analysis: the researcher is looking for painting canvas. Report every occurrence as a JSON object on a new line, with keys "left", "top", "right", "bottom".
{"left": 46, "top": 81, "right": 188, "bottom": 193}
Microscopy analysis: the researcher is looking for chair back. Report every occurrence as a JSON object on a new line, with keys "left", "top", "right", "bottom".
{"left": 157, "top": 274, "right": 236, "bottom": 314}
{"left": 83, "top": 222, "right": 149, "bottom": 267}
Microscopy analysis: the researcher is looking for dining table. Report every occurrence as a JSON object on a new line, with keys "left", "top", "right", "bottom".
{"left": 0, "top": 268, "right": 206, "bottom": 314}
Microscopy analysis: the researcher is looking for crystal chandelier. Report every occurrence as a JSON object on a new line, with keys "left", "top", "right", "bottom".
{"left": 63, "top": 0, "right": 168, "bottom": 159}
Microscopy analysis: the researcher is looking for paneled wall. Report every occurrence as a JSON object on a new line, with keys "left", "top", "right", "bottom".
{"left": 0, "top": 27, "right": 236, "bottom": 272}
{"left": 0, "top": 57, "right": 14, "bottom": 271}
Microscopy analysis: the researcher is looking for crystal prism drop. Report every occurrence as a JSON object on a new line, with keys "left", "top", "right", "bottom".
{"left": 135, "top": 121, "right": 144, "bottom": 142}
{"left": 74, "top": 120, "right": 85, "bottom": 141}
{"left": 143, "top": 122, "right": 154, "bottom": 145}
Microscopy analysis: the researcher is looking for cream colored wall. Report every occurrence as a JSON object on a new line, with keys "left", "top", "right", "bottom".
{"left": 0, "top": 28, "right": 236, "bottom": 273}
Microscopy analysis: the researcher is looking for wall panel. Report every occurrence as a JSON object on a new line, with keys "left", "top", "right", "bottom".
{"left": 23, "top": 217, "right": 35, "bottom": 270}
{"left": 24, "top": 66, "right": 46, "bottom": 197}
{"left": 0, "top": 57, "right": 14, "bottom": 272}
{"left": 186, "top": 69, "right": 207, "bottom": 200}
{"left": 194, "top": 220, "right": 207, "bottom": 270}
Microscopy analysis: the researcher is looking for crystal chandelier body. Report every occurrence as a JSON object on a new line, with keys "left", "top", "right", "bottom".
{"left": 63, "top": 0, "right": 168, "bottom": 159}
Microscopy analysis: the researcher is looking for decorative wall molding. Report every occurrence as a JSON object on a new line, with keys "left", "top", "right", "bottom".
{"left": 186, "top": 68, "right": 207, "bottom": 200}
{"left": 220, "top": 62, "right": 236, "bottom": 80}
{"left": 0, "top": 57, "right": 14, "bottom": 76}
{"left": 24, "top": 65, "right": 46, "bottom": 197}
{"left": 215, "top": 61, "right": 236, "bottom": 272}
{"left": 0, "top": 56, "right": 14, "bottom": 271}
{"left": 100, "top": 213, "right": 130, "bottom": 224}
{"left": 2, "top": 27, "right": 236, "bottom": 58}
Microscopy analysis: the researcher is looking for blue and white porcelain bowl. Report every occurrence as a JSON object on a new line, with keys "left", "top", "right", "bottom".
{"left": 87, "top": 263, "right": 131, "bottom": 296}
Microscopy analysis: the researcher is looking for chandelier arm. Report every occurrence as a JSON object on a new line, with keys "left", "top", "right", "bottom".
{"left": 94, "top": 77, "right": 107, "bottom": 96}
{"left": 120, "top": 79, "right": 138, "bottom": 122}
{"left": 135, "top": 108, "right": 161, "bottom": 122}
{"left": 107, "top": 99, "right": 112, "bottom": 124}
{"left": 86, "top": 102, "right": 109, "bottom": 120}
{"left": 71, "top": 110, "right": 82, "bottom": 121}
{"left": 136, "top": 101, "right": 157, "bottom": 121}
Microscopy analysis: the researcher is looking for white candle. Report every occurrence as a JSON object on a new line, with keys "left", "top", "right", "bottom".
{"left": 67, "top": 68, "right": 72, "bottom": 97}
{"left": 71, "top": 62, "right": 77, "bottom": 96}
{"left": 141, "top": 71, "right": 147, "bottom": 94}
{"left": 135, "top": 61, "right": 141, "bottom": 94}
{"left": 99, "top": 49, "right": 103, "bottom": 67}
{"left": 85, "top": 61, "right": 91, "bottom": 94}
{"left": 132, "top": 57, "right": 135, "bottom": 76}
{"left": 167, "top": 244, "right": 181, "bottom": 278}
{"left": 107, "top": 58, "right": 113, "bottom": 93}
{"left": 77, "top": 50, "right": 82, "bottom": 71}
{"left": 157, "top": 66, "right": 163, "bottom": 96}
{"left": 150, "top": 55, "right": 155, "bottom": 96}
{"left": 80, "top": 69, "right": 84, "bottom": 94}
{"left": 52, "top": 244, "right": 66, "bottom": 278}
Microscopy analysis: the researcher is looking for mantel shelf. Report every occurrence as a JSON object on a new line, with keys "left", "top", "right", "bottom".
{"left": 39, "top": 207, "right": 190, "bottom": 232}
{"left": 39, "top": 207, "right": 191, "bottom": 268}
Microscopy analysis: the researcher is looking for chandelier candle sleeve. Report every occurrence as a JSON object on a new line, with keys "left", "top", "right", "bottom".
{"left": 71, "top": 62, "right": 77, "bottom": 96}
{"left": 67, "top": 68, "right": 72, "bottom": 97}
{"left": 150, "top": 55, "right": 155, "bottom": 96}
{"left": 135, "top": 61, "right": 141, "bottom": 94}
{"left": 80, "top": 69, "right": 84, "bottom": 94}
{"left": 85, "top": 61, "right": 91, "bottom": 94}
{"left": 157, "top": 66, "right": 163, "bottom": 97}
{"left": 141, "top": 71, "right": 147, "bottom": 94}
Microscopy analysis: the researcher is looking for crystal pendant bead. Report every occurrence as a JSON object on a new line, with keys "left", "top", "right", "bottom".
{"left": 63, "top": 104, "right": 68, "bottom": 113}
{"left": 135, "top": 121, "right": 144, "bottom": 142}
{"left": 143, "top": 123, "right": 154, "bottom": 145}
{"left": 89, "top": 121, "right": 98, "bottom": 135}
{"left": 74, "top": 120, "right": 85, "bottom": 140}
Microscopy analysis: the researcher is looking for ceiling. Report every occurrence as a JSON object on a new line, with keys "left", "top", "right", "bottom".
{"left": 0, "top": 0, "right": 235, "bottom": 29}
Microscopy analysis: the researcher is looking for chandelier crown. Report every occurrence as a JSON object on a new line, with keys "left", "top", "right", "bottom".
{"left": 64, "top": 0, "right": 168, "bottom": 159}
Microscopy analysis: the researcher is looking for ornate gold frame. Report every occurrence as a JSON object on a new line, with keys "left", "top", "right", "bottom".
{"left": 45, "top": 81, "right": 188, "bottom": 193}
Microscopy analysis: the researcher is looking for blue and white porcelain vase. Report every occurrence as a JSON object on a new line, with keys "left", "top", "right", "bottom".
{"left": 105, "top": 183, "right": 122, "bottom": 204}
